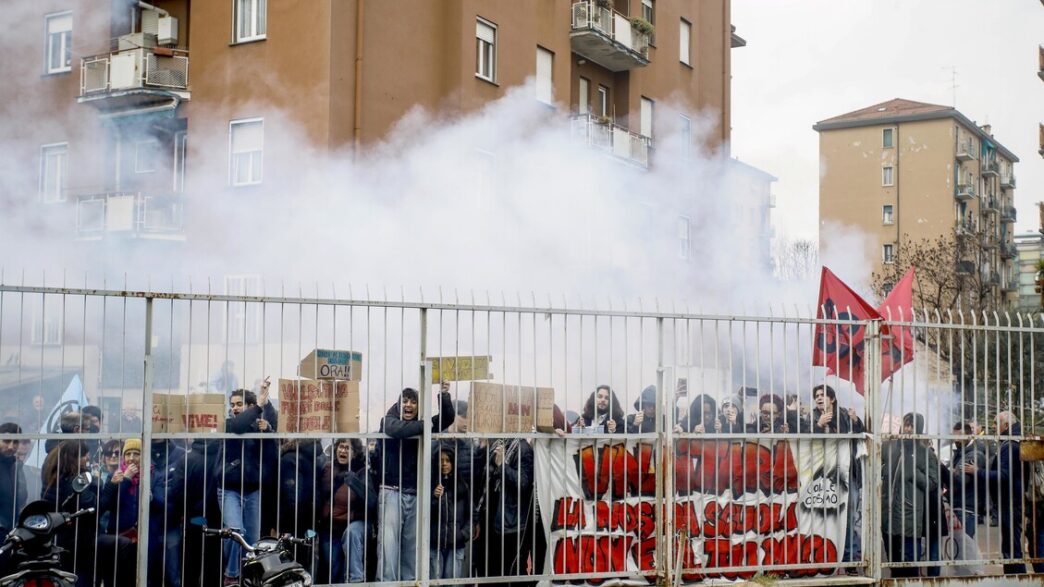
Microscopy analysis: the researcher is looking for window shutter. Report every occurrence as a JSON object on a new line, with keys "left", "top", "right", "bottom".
{"left": 232, "top": 121, "right": 263, "bottom": 153}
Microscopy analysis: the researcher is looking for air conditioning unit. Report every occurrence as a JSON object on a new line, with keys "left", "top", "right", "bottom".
{"left": 141, "top": 10, "right": 160, "bottom": 35}
{"left": 109, "top": 50, "right": 143, "bottom": 90}
{"left": 158, "top": 17, "right": 179, "bottom": 46}
{"left": 118, "top": 32, "right": 158, "bottom": 51}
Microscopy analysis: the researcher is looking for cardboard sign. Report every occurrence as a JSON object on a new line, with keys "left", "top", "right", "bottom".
{"left": 279, "top": 378, "right": 360, "bottom": 433}
{"left": 152, "top": 393, "right": 226, "bottom": 433}
{"left": 429, "top": 356, "right": 493, "bottom": 383}
{"left": 469, "top": 382, "right": 555, "bottom": 433}
{"left": 299, "top": 349, "right": 363, "bottom": 381}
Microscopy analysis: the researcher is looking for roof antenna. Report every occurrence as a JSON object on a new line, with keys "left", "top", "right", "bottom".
{"left": 943, "top": 66, "right": 958, "bottom": 108}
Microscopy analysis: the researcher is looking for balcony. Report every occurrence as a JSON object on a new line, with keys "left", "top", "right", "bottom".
{"left": 79, "top": 46, "right": 189, "bottom": 112}
{"left": 1002, "top": 205, "right": 1017, "bottom": 223}
{"left": 956, "top": 217, "right": 976, "bottom": 236}
{"left": 981, "top": 160, "right": 999, "bottom": 177}
{"left": 985, "top": 271, "right": 1000, "bottom": 286}
{"left": 1003, "top": 277, "right": 1019, "bottom": 292}
{"left": 75, "top": 192, "right": 184, "bottom": 240}
{"left": 982, "top": 195, "right": 999, "bottom": 213}
{"left": 955, "top": 260, "right": 975, "bottom": 275}
{"left": 1001, "top": 174, "right": 1016, "bottom": 190}
{"left": 981, "top": 232, "right": 999, "bottom": 249}
{"left": 1001, "top": 241, "right": 1017, "bottom": 259}
{"left": 955, "top": 184, "right": 975, "bottom": 200}
{"left": 570, "top": 0, "right": 650, "bottom": 72}
{"left": 956, "top": 139, "right": 976, "bottom": 161}
{"left": 571, "top": 114, "right": 650, "bottom": 168}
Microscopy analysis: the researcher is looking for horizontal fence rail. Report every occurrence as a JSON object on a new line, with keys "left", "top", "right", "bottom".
{"left": 0, "top": 283, "right": 1041, "bottom": 586}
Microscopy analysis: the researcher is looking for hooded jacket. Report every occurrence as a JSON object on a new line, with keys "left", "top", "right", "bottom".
{"left": 482, "top": 439, "right": 534, "bottom": 535}
{"left": 430, "top": 445, "right": 473, "bottom": 551}
{"left": 220, "top": 402, "right": 278, "bottom": 493}
{"left": 185, "top": 438, "right": 222, "bottom": 522}
{"left": 374, "top": 391, "right": 455, "bottom": 492}
{"left": 278, "top": 440, "right": 325, "bottom": 537}
{"left": 625, "top": 385, "right": 657, "bottom": 434}
{"left": 881, "top": 439, "right": 940, "bottom": 537}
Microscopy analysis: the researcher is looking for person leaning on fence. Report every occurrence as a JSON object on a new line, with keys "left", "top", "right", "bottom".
{"left": 217, "top": 379, "right": 278, "bottom": 584}
{"left": 718, "top": 395, "right": 751, "bottom": 434}
{"left": 757, "top": 394, "right": 789, "bottom": 434}
{"left": 948, "top": 422, "right": 986, "bottom": 540}
{"left": 278, "top": 438, "right": 325, "bottom": 567}
{"left": 965, "top": 411, "right": 1028, "bottom": 574}
{"left": 881, "top": 413, "right": 939, "bottom": 578}
{"left": 810, "top": 384, "right": 863, "bottom": 434}
{"left": 183, "top": 433, "right": 224, "bottom": 587}
{"left": 574, "top": 385, "right": 626, "bottom": 433}
{"left": 147, "top": 437, "right": 188, "bottom": 587}
{"left": 374, "top": 382, "right": 455, "bottom": 582}
{"left": 474, "top": 434, "right": 534, "bottom": 580}
{"left": 430, "top": 444, "right": 474, "bottom": 580}
{"left": 626, "top": 385, "right": 657, "bottom": 434}
{"left": 318, "top": 438, "right": 375, "bottom": 584}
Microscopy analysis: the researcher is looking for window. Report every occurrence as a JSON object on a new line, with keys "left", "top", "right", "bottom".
{"left": 882, "top": 128, "right": 894, "bottom": 149}
{"left": 679, "top": 115, "right": 691, "bottom": 157}
{"left": 224, "top": 275, "right": 262, "bottom": 343}
{"left": 641, "top": 0, "right": 655, "bottom": 43}
{"left": 134, "top": 139, "right": 159, "bottom": 173}
{"left": 882, "top": 166, "right": 894, "bottom": 186}
{"left": 578, "top": 77, "right": 590, "bottom": 114}
{"left": 535, "top": 47, "right": 553, "bottom": 104}
{"left": 597, "top": 85, "right": 609, "bottom": 118}
{"left": 173, "top": 131, "right": 187, "bottom": 192}
{"left": 31, "top": 295, "right": 63, "bottom": 346}
{"left": 229, "top": 119, "right": 263, "bottom": 186}
{"left": 476, "top": 18, "right": 497, "bottom": 82}
{"left": 234, "top": 0, "right": 267, "bottom": 42}
{"left": 40, "top": 143, "right": 68, "bottom": 203}
{"left": 882, "top": 205, "right": 894, "bottom": 225}
{"left": 679, "top": 19, "right": 692, "bottom": 66}
{"left": 640, "top": 97, "right": 653, "bottom": 139}
{"left": 678, "top": 217, "right": 691, "bottom": 260}
{"left": 882, "top": 244, "right": 894, "bottom": 264}
{"left": 45, "top": 12, "right": 72, "bottom": 74}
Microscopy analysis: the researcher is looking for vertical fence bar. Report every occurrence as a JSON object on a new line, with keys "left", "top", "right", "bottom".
{"left": 863, "top": 319, "right": 881, "bottom": 581}
{"left": 137, "top": 296, "right": 155, "bottom": 587}
{"left": 655, "top": 316, "right": 670, "bottom": 586}
{"left": 417, "top": 307, "right": 431, "bottom": 585}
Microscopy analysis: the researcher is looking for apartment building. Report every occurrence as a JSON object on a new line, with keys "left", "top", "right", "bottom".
{"left": 1014, "top": 232, "right": 1043, "bottom": 311}
{"left": 814, "top": 98, "right": 1020, "bottom": 304}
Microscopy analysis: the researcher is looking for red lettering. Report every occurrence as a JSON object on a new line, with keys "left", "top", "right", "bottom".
{"left": 703, "top": 538, "right": 758, "bottom": 580}
{"left": 551, "top": 497, "right": 586, "bottom": 530}
{"left": 552, "top": 535, "right": 633, "bottom": 585}
{"left": 673, "top": 501, "right": 701, "bottom": 537}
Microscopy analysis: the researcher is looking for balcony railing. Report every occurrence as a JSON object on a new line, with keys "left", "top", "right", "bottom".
{"left": 1002, "top": 205, "right": 1017, "bottom": 223}
{"left": 80, "top": 47, "right": 189, "bottom": 109}
{"left": 75, "top": 192, "right": 184, "bottom": 240}
{"left": 1001, "top": 241, "right": 1017, "bottom": 259}
{"left": 570, "top": 0, "right": 650, "bottom": 71}
{"left": 1003, "top": 277, "right": 1019, "bottom": 292}
{"left": 986, "top": 271, "right": 1001, "bottom": 286}
{"left": 571, "top": 114, "right": 650, "bottom": 168}
{"left": 981, "top": 231, "right": 999, "bottom": 249}
{"left": 982, "top": 195, "right": 999, "bottom": 213}
{"left": 1001, "top": 174, "right": 1016, "bottom": 190}
{"left": 981, "top": 159, "right": 999, "bottom": 177}
{"left": 955, "top": 139, "right": 975, "bottom": 161}
{"left": 955, "top": 184, "right": 975, "bottom": 200}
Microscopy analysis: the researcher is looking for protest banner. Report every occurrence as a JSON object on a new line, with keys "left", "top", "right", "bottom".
{"left": 429, "top": 355, "right": 493, "bottom": 383}
{"left": 299, "top": 349, "right": 363, "bottom": 381}
{"left": 152, "top": 393, "right": 226, "bottom": 433}
{"left": 469, "top": 382, "right": 555, "bottom": 433}
{"left": 279, "top": 378, "right": 360, "bottom": 433}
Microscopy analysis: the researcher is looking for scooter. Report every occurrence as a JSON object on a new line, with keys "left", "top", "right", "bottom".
{"left": 194, "top": 519, "right": 315, "bottom": 587}
{"left": 0, "top": 472, "right": 96, "bottom": 587}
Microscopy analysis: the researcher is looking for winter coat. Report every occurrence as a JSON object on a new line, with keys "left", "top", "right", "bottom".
{"left": 810, "top": 406, "right": 864, "bottom": 434}
{"left": 0, "top": 453, "right": 27, "bottom": 533}
{"left": 948, "top": 441, "right": 988, "bottom": 512}
{"left": 432, "top": 438, "right": 484, "bottom": 501}
{"left": 319, "top": 459, "right": 376, "bottom": 537}
{"left": 184, "top": 438, "right": 222, "bottom": 522}
{"left": 44, "top": 475, "right": 100, "bottom": 561}
{"left": 278, "top": 441, "right": 325, "bottom": 537}
{"left": 220, "top": 402, "right": 278, "bottom": 493}
{"left": 99, "top": 469, "right": 141, "bottom": 536}
{"left": 430, "top": 447, "right": 472, "bottom": 552}
{"left": 482, "top": 439, "right": 534, "bottom": 535}
{"left": 881, "top": 439, "right": 939, "bottom": 537}
{"left": 373, "top": 392, "right": 455, "bottom": 492}
{"left": 977, "top": 423, "right": 1027, "bottom": 515}
{"left": 577, "top": 413, "right": 626, "bottom": 434}
{"left": 625, "top": 413, "right": 656, "bottom": 434}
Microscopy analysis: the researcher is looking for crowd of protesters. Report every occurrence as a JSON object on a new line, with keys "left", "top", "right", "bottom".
{"left": 0, "top": 379, "right": 1040, "bottom": 586}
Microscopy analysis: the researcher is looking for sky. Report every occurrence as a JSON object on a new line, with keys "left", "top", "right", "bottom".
{"left": 731, "top": 0, "right": 1044, "bottom": 242}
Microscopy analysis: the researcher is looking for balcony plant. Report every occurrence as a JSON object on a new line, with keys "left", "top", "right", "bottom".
{"left": 631, "top": 16, "right": 655, "bottom": 37}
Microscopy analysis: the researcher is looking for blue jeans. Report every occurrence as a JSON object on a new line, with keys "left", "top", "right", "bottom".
{"left": 956, "top": 508, "right": 977, "bottom": 539}
{"left": 377, "top": 488, "right": 417, "bottom": 581}
{"left": 148, "top": 523, "right": 183, "bottom": 587}
{"left": 217, "top": 488, "right": 260, "bottom": 578}
{"left": 885, "top": 535, "right": 920, "bottom": 577}
{"left": 320, "top": 520, "right": 366, "bottom": 583}
{"left": 842, "top": 476, "right": 862, "bottom": 564}
{"left": 430, "top": 548, "right": 465, "bottom": 579}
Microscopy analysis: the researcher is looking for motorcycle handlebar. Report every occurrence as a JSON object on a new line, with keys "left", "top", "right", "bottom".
{"left": 201, "top": 527, "right": 254, "bottom": 553}
{"left": 67, "top": 507, "right": 95, "bottom": 521}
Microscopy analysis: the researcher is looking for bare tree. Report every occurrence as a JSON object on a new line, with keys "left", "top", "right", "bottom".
{"left": 773, "top": 237, "right": 819, "bottom": 282}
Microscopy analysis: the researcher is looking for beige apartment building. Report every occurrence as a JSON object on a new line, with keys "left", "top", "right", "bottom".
{"left": 815, "top": 98, "right": 1020, "bottom": 303}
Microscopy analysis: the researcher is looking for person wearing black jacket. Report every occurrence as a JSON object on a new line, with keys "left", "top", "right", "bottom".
{"left": 318, "top": 438, "right": 375, "bottom": 584}
{"left": 574, "top": 385, "right": 625, "bottom": 433}
{"left": 183, "top": 437, "right": 223, "bottom": 587}
{"left": 476, "top": 437, "right": 534, "bottom": 582}
{"left": 430, "top": 445, "right": 472, "bottom": 579}
{"left": 967, "top": 411, "right": 1027, "bottom": 573}
{"left": 625, "top": 386, "right": 657, "bottom": 434}
{"left": 278, "top": 439, "right": 325, "bottom": 569}
{"left": 0, "top": 423, "right": 27, "bottom": 537}
{"left": 373, "top": 383, "right": 455, "bottom": 582}
{"left": 217, "top": 380, "right": 278, "bottom": 582}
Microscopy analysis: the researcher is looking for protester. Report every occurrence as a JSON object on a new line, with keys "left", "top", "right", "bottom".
{"left": 810, "top": 384, "right": 863, "bottom": 434}
{"left": 318, "top": 438, "right": 374, "bottom": 584}
{"left": 949, "top": 422, "right": 986, "bottom": 539}
{"left": 374, "top": 382, "right": 455, "bottom": 582}
{"left": 430, "top": 445, "right": 473, "bottom": 580}
{"left": 15, "top": 439, "right": 40, "bottom": 506}
{"left": 183, "top": 436, "right": 224, "bottom": 587}
{"left": 433, "top": 400, "right": 481, "bottom": 491}
{"left": 881, "top": 413, "right": 939, "bottom": 577}
{"left": 0, "top": 423, "right": 27, "bottom": 537}
{"left": 218, "top": 380, "right": 278, "bottom": 583}
{"left": 718, "top": 395, "right": 750, "bottom": 433}
{"left": 574, "top": 385, "right": 625, "bottom": 433}
{"left": 148, "top": 438, "right": 188, "bottom": 587}
{"left": 757, "top": 394, "right": 789, "bottom": 433}
{"left": 119, "top": 408, "right": 143, "bottom": 434}
{"left": 476, "top": 437, "right": 534, "bottom": 580}
{"left": 680, "top": 394, "right": 718, "bottom": 433}
{"left": 100, "top": 438, "right": 141, "bottom": 538}
{"left": 44, "top": 411, "right": 84, "bottom": 455}
{"left": 967, "top": 411, "right": 1027, "bottom": 574}
{"left": 278, "top": 438, "right": 325, "bottom": 567}
{"left": 626, "top": 385, "right": 657, "bottom": 434}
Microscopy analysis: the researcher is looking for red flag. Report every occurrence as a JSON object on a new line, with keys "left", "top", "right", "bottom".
{"left": 812, "top": 267, "right": 882, "bottom": 394}
{"left": 877, "top": 267, "right": 916, "bottom": 382}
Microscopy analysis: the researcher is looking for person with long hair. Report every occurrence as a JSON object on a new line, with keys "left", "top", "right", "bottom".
{"left": 318, "top": 438, "right": 373, "bottom": 583}
{"left": 575, "top": 385, "right": 625, "bottom": 433}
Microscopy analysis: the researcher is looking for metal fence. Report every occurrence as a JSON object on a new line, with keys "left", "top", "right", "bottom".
{"left": 0, "top": 282, "right": 1041, "bottom": 586}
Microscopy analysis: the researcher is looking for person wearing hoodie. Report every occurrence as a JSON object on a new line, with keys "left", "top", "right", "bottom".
{"left": 278, "top": 438, "right": 325, "bottom": 568}
{"left": 183, "top": 437, "right": 224, "bottom": 587}
{"left": 966, "top": 411, "right": 1027, "bottom": 573}
{"left": 0, "top": 423, "right": 27, "bottom": 538}
{"left": 373, "top": 382, "right": 455, "bottom": 582}
{"left": 430, "top": 445, "right": 473, "bottom": 579}
{"left": 318, "top": 438, "right": 375, "bottom": 584}
{"left": 625, "top": 386, "right": 657, "bottom": 434}
{"left": 881, "top": 413, "right": 939, "bottom": 577}
{"left": 145, "top": 439, "right": 188, "bottom": 587}
{"left": 717, "top": 395, "right": 751, "bottom": 434}
{"left": 218, "top": 380, "right": 278, "bottom": 583}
